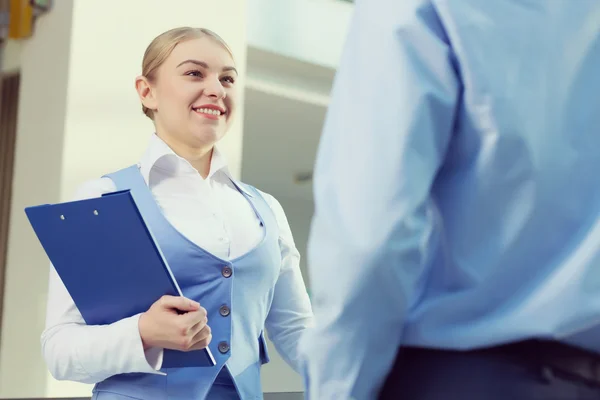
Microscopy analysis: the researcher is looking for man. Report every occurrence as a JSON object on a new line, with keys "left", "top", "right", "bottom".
{"left": 300, "top": 0, "right": 600, "bottom": 399}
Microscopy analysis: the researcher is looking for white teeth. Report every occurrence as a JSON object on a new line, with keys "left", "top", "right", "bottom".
{"left": 195, "top": 107, "right": 222, "bottom": 116}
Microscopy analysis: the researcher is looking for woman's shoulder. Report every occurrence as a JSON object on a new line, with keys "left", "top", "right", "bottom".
{"left": 238, "top": 183, "right": 292, "bottom": 226}
{"left": 71, "top": 177, "right": 117, "bottom": 201}
{"left": 236, "top": 182, "right": 281, "bottom": 212}
{"left": 71, "top": 163, "right": 141, "bottom": 201}
{"left": 249, "top": 186, "right": 297, "bottom": 244}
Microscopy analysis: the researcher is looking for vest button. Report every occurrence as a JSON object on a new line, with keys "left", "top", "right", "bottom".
{"left": 222, "top": 266, "right": 232, "bottom": 278}
{"left": 219, "top": 305, "right": 230, "bottom": 317}
{"left": 218, "top": 341, "right": 230, "bottom": 354}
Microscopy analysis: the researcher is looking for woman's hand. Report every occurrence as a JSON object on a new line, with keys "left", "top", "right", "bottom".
{"left": 138, "top": 295, "right": 212, "bottom": 352}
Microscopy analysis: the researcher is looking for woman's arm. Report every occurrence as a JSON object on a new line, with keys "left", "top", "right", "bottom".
{"left": 41, "top": 178, "right": 164, "bottom": 383}
{"left": 261, "top": 192, "right": 313, "bottom": 373}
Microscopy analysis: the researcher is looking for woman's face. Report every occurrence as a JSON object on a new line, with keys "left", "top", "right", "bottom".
{"left": 138, "top": 37, "right": 238, "bottom": 149}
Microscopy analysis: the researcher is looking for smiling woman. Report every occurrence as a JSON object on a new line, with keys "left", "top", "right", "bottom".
{"left": 40, "top": 27, "right": 313, "bottom": 400}
{"left": 135, "top": 28, "right": 239, "bottom": 178}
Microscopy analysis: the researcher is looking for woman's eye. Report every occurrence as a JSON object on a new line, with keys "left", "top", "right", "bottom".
{"left": 186, "top": 70, "right": 203, "bottom": 78}
{"left": 221, "top": 76, "right": 235, "bottom": 84}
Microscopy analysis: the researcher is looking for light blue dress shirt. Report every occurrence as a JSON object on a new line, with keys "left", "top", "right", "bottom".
{"left": 300, "top": 0, "right": 600, "bottom": 399}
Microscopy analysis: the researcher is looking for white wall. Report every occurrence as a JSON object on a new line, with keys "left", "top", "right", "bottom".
{"left": 2, "top": 40, "right": 23, "bottom": 73}
{"left": 0, "top": 1, "right": 247, "bottom": 398}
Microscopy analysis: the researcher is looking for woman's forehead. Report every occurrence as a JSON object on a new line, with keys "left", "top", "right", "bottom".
{"left": 167, "top": 38, "right": 235, "bottom": 69}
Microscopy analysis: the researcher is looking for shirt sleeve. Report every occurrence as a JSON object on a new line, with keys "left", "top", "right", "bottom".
{"left": 299, "top": 0, "right": 460, "bottom": 398}
{"left": 41, "top": 178, "right": 165, "bottom": 383}
{"left": 260, "top": 191, "right": 314, "bottom": 373}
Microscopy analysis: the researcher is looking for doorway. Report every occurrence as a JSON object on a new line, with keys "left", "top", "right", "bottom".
{"left": 0, "top": 72, "right": 20, "bottom": 345}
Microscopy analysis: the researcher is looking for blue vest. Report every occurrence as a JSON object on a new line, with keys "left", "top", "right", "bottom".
{"left": 91, "top": 165, "right": 280, "bottom": 399}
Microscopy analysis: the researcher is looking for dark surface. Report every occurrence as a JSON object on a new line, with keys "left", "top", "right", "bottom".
{"left": 3, "top": 393, "right": 303, "bottom": 400}
{"left": 379, "top": 345, "right": 600, "bottom": 400}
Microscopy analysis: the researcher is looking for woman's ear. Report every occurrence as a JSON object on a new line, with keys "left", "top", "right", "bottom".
{"left": 135, "top": 76, "right": 158, "bottom": 113}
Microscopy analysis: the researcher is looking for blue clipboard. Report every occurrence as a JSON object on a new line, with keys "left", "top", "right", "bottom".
{"left": 25, "top": 189, "right": 216, "bottom": 368}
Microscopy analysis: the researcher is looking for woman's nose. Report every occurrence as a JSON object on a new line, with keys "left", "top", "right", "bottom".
{"left": 204, "top": 77, "right": 226, "bottom": 99}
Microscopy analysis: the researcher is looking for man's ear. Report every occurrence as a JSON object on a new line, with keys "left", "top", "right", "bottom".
{"left": 135, "top": 76, "right": 158, "bottom": 112}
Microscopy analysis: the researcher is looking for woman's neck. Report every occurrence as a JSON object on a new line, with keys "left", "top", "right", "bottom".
{"left": 157, "top": 132, "right": 213, "bottom": 179}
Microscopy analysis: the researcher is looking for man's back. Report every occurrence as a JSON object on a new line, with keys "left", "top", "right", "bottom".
{"left": 406, "top": 0, "right": 600, "bottom": 351}
{"left": 301, "top": 1, "right": 600, "bottom": 399}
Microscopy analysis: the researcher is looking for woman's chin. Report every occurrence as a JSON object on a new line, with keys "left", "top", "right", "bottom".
{"left": 188, "top": 129, "right": 225, "bottom": 147}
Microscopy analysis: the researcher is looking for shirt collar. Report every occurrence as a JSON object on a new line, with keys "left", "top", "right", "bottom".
{"left": 139, "top": 133, "right": 252, "bottom": 197}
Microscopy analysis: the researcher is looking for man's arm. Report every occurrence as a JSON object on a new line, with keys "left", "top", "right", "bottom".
{"left": 300, "top": 1, "right": 460, "bottom": 398}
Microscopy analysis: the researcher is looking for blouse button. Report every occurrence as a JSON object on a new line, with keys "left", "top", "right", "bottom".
{"left": 222, "top": 266, "right": 232, "bottom": 278}
{"left": 218, "top": 341, "right": 230, "bottom": 354}
{"left": 219, "top": 305, "right": 231, "bottom": 317}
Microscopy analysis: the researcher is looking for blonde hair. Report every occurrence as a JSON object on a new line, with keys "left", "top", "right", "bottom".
{"left": 141, "top": 27, "right": 234, "bottom": 120}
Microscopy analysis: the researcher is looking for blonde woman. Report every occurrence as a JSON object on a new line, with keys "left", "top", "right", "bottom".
{"left": 41, "top": 27, "right": 313, "bottom": 400}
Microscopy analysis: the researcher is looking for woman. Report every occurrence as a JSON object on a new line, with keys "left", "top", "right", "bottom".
{"left": 41, "top": 27, "right": 313, "bottom": 400}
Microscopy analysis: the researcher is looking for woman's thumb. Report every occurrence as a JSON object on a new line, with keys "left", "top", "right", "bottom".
{"left": 161, "top": 295, "right": 199, "bottom": 311}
